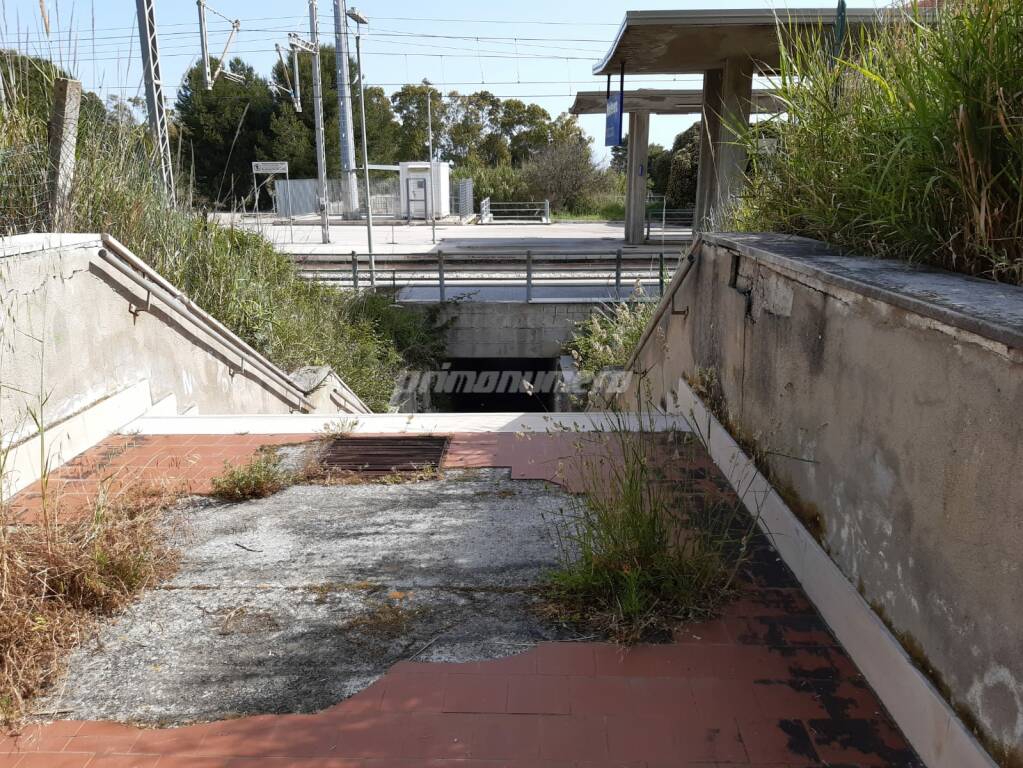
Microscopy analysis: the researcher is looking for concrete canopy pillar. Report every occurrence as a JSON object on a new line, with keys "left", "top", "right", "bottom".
{"left": 623, "top": 119, "right": 637, "bottom": 243}
{"left": 693, "top": 68, "right": 723, "bottom": 233}
{"left": 624, "top": 110, "right": 650, "bottom": 245}
{"left": 713, "top": 56, "right": 755, "bottom": 223}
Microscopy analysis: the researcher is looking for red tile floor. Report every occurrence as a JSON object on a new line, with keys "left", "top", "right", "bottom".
{"left": 2, "top": 432, "right": 923, "bottom": 767}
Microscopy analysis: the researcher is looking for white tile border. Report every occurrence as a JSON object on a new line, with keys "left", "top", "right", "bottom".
{"left": 672, "top": 377, "right": 996, "bottom": 768}
{"left": 122, "top": 411, "right": 690, "bottom": 436}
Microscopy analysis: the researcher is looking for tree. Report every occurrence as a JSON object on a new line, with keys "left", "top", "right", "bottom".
{"left": 175, "top": 57, "right": 274, "bottom": 205}
{"left": 664, "top": 122, "right": 701, "bottom": 208}
{"left": 520, "top": 123, "right": 596, "bottom": 212}
{"left": 390, "top": 82, "right": 446, "bottom": 162}
{"left": 268, "top": 46, "right": 400, "bottom": 175}
{"left": 444, "top": 90, "right": 505, "bottom": 165}
{"left": 498, "top": 99, "right": 552, "bottom": 166}
{"left": 647, "top": 143, "right": 670, "bottom": 194}
{"left": 610, "top": 140, "right": 628, "bottom": 174}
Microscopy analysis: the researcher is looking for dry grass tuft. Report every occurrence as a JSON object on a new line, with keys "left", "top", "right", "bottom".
{"left": 343, "top": 593, "right": 425, "bottom": 639}
{"left": 0, "top": 481, "right": 180, "bottom": 724}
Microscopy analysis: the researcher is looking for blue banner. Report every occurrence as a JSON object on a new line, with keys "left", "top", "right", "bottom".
{"left": 605, "top": 92, "right": 624, "bottom": 147}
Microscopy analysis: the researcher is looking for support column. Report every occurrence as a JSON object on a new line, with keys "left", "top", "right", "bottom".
{"left": 623, "top": 116, "right": 637, "bottom": 243}
{"left": 693, "top": 68, "right": 722, "bottom": 233}
{"left": 47, "top": 78, "right": 81, "bottom": 231}
{"left": 625, "top": 110, "right": 650, "bottom": 246}
{"left": 713, "top": 56, "right": 754, "bottom": 224}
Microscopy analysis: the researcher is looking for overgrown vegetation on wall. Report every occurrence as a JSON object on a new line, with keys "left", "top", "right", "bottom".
{"left": 0, "top": 52, "right": 442, "bottom": 410}
{"left": 731, "top": 0, "right": 1023, "bottom": 285}
{"left": 565, "top": 294, "right": 657, "bottom": 374}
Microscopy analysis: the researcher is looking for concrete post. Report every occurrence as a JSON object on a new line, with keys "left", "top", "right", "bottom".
{"left": 625, "top": 110, "right": 650, "bottom": 246}
{"left": 47, "top": 77, "right": 81, "bottom": 232}
{"left": 623, "top": 117, "right": 637, "bottom": 243}
{"left": 714, "top": 56, "right": 755, "bottom": 222}
{"left": 694, "top": 68, "right": 723, "bottom": 232}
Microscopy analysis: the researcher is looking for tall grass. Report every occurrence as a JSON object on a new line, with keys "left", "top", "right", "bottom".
{"left": 730, "top": 0, "right": 1023, "bottom": 285}
{"left": 0, "top": 51, "right": 441, "bottom": 410}
{"left": 0, "top": 479, "right": 179, "bottom": 723}
{"left": 544, "top": 406, "right": 755, "bottom": 643}
{"left": 565, "top": 290, "right": 657, "bottom": 375}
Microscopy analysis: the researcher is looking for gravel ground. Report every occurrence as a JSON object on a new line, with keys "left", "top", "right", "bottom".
{"left": 39, "top": 468, "right": 580, "bottom": 725}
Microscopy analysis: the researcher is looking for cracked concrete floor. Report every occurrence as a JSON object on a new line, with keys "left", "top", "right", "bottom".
{"left": 40, "top": 468, "right": 581, "bottom": 725}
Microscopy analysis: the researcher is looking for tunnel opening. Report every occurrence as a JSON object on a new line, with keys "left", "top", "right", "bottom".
{"left": 429, "top": 357, "right": 559, "bottom": 412}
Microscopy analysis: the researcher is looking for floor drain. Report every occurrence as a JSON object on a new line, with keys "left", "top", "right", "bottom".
{"left": 320, "top": 435, "right": 450, "bottom": 476}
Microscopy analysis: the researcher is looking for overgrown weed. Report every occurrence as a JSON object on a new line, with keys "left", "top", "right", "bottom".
{"left": 730, "top": 0, "right": 1023, "bottom": 284}
{"left": 543, "top": 400, "right": 756, "bottom": 643}
{"left": 0, "top": 480, "right": 179, "bottom": 724}
{"left": 209, "top": 451, "right": 294, "bottom": 502}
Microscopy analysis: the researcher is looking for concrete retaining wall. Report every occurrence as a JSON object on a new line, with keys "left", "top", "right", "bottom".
{"left": 420, "top": 301, "right": 602, "bottom": 359}
{"left": 0, "top": 234, "right": 347, "bottom": 495}
{"left": 624, "top": 233, "right": 1023, "bottom": 765}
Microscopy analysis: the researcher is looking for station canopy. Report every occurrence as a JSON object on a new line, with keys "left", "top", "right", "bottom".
{"left": 569, "top": 88, "right": 782, "bottom": 116}
{"left": 592, "top": 8, "right": 880, "bottom": 76}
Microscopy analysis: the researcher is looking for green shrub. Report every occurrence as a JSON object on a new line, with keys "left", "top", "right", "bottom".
{"left": 730, "top": 0, "right": 1023, "bottom": 284}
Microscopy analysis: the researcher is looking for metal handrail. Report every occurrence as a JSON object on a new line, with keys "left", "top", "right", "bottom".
{"left": 100, "top": 234, "right": 370, "bottom": 414}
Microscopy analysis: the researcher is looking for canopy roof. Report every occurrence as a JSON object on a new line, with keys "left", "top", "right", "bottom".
{"left": 569, "top": 88, "right": 782, "bottom": 115}
{"left": 592, "top": 8, "right": 880, "bottom": 76}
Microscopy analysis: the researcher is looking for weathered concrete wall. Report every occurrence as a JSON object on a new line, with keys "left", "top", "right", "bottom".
{"left": 625, "top": 233, "right": 1023, "bottom": 764}
{"left": 419, "top": 301, "right": 601, "bottom": 359}
{"left": 1, "top": 235, "right": 316, "bottom": 493}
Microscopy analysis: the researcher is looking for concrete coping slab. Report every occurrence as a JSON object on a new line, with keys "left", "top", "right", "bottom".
{"left": 123, "top": 411, "right": 691, "bottom": 436}
{"left": 0, "top": 232, "right": 102, "bottom": 258}
{"left": 706, "top": 232, "right": 1023, "bottom": 350}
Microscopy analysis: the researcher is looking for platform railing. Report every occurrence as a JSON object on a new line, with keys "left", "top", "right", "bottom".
{"left": 479, "top": 199, "right": 550, "bottom": 224}
{"left": 296, "top": 248, "right": 679, "bottom": 303}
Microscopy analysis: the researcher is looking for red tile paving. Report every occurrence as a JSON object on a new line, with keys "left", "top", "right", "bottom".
{"left": 2, "top": 431, "right": 923, "bottom": 767}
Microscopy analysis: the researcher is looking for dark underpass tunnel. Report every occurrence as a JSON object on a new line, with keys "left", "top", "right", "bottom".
{"left": 430, "top": 357, "right": 559, "bottom": 412}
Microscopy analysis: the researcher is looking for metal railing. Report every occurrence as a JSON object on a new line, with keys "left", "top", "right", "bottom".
{"left": 296, "top": 248, "right": 679, "bottom": 303}
{"left": 478, "top": 197, "right": 550, "bottom": 224}
{"left": 646, "top": 206, "right": 695, "bottom": 241}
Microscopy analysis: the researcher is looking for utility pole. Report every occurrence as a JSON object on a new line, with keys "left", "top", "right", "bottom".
{"left": 426, "top": 81, "right": 436, "bottom": 245}
{"left": 136, "top": 0, "right": 174, "bottom": 200}
{"left": 290, "top": 1, "right": 331, "bottom": 244}
{"left": 333, "top": 0, "right": 360, "bottom": 217}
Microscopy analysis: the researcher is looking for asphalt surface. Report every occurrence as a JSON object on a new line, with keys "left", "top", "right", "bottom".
{"left": 40, "top": 467, "right": 580, "bottom": 725}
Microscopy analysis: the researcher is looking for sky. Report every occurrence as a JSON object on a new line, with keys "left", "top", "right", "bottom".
{"left": 1, "top": 0, "right": 878, "bottom": 163}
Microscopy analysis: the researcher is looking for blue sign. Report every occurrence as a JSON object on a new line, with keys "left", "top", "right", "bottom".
{"left": 605, "top": 92, "right": 623, "bottom": 147}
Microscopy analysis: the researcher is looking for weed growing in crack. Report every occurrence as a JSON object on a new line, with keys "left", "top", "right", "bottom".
{"left": 542, "top": 399, "right": 757, "bottom": 643}
{"left": 209, "top": 451, "right": 295, "bottom": 502}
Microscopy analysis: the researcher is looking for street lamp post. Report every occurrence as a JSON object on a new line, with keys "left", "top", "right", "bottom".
{"left": 347, "top": 7, "right": 375, "bottom": 286}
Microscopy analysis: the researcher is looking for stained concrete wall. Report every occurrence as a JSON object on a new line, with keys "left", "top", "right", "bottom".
{"left": 0, "top": 235, "right": 313, "bottom": 457}
{"left": 624, "top": 233, "right": 1023, "bottom": 764}
{"left": 422, "top": 301, "right": 602, "bottom": 359}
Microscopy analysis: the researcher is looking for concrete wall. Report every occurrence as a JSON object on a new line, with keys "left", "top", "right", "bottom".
{"left": 420, "top": 301, "right": 602, "bottom": 359}
{"left": 0, "top": 235, "right": 323, "bottom": 494}
{"left": 624, "top": 233, "right": 1023, "bottom": 764}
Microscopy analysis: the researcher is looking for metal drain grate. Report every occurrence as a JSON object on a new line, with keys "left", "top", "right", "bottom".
{"left": 320, "top": 435, "right": 449, "bottom": 476}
